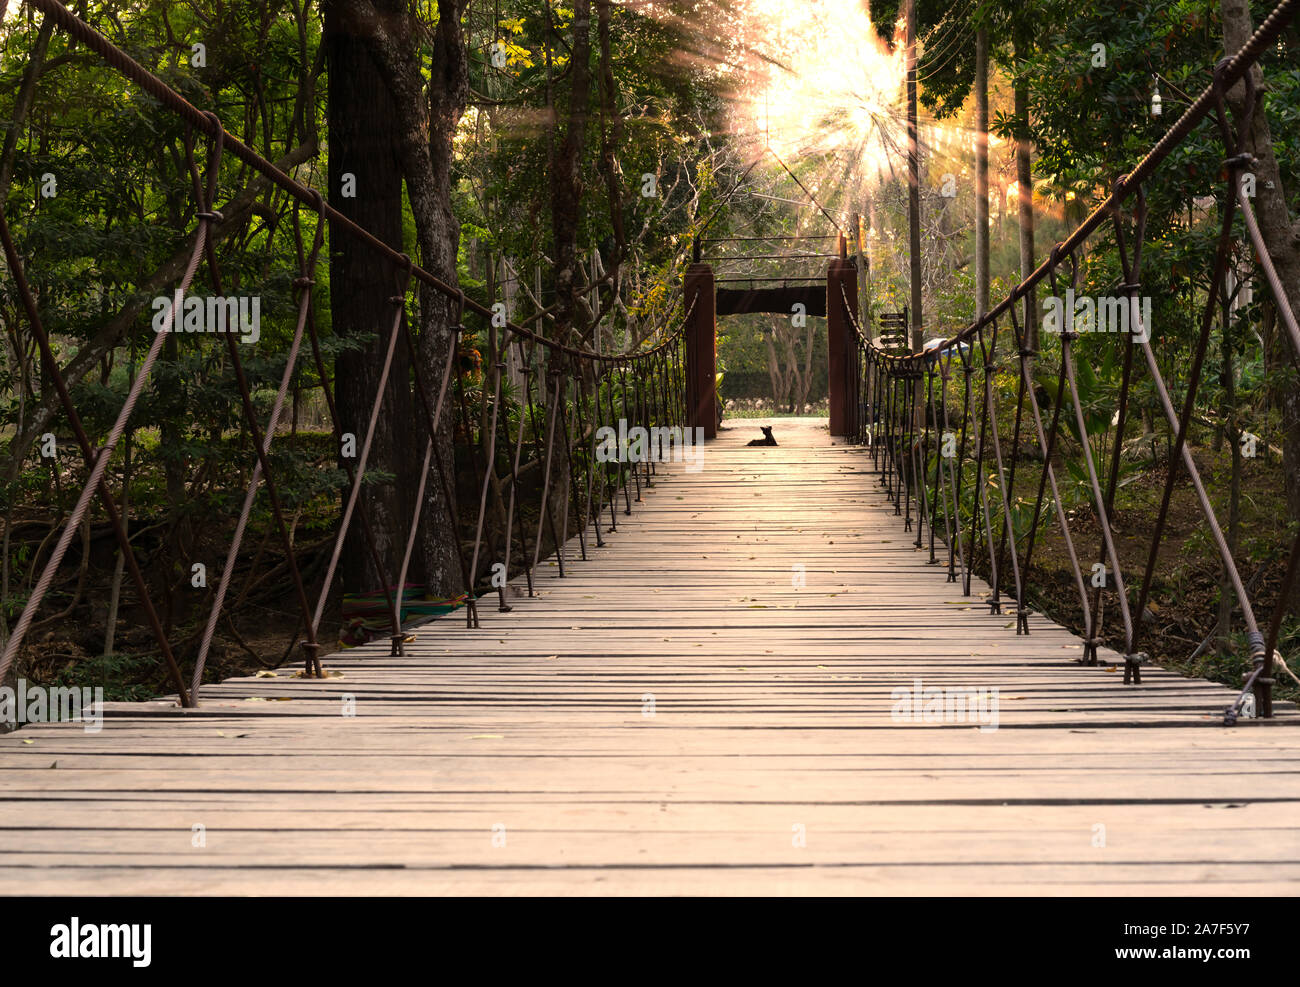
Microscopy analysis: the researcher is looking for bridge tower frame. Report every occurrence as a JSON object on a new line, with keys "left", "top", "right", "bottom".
{"left": 826, "top": 237, "right": 859, "bottom": 436}
{"left": 684, "top": 263, "right": 718, "bottom": 439}
{"left": 683, "top": 244, "right": 859, "bottom": 438}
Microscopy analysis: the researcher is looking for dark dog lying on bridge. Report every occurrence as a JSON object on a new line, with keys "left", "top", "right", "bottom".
{"left": 746, "top": 426, "right": 778, "bottom": 446}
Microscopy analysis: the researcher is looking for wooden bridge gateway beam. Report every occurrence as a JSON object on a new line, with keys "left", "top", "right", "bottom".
{"left": 827, "top": 237, "right": 858, "bottom": 436}
{"left": 684, "top": 263, "right": 718, "bottom": 439}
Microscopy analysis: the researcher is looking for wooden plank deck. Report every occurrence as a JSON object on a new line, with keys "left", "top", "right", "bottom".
{"left": 1, "top": 418, "right": 1297, "bottom": 895}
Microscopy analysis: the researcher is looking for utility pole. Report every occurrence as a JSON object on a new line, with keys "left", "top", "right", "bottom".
{"left": 854, "top": 211, "right": 869, "bottom": 337}
{"left": 906, "top": 0, "right": 923, "bottom": 352}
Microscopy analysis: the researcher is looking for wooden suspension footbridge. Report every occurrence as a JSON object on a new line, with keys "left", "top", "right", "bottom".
{"left": 2, "top": 420, "right": 1295, "bottom": 896}
{"left": 2, "top": 0, "right": 1300, "bottom": 901}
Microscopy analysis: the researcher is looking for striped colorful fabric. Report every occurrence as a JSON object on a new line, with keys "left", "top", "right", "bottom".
{"left": 339, "top": 586, "right": 469, "bottom": 647}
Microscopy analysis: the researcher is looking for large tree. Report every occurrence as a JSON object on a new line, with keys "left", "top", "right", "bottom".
{"left": 329, "top": 0, "right": 468, "bottom": 599}
{"left": 324, "top": 0, "right": 420, "bottom": 596}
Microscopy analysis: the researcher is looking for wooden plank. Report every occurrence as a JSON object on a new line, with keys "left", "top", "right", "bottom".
{"left": 0, "top": 418, "right": 1295, "bottom": 896}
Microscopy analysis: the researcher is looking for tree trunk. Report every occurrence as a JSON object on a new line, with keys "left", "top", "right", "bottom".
{"left": 552, "top": 0, "right": 593, "bottom": 347}
{"left": 330, "top": 0, "right": 469, "bottom": 598}
{"left": 1221, "top": 0, "right": 1300, "bottom": 615}
{"left": 596, "top": 0, "right": 626, "bottom": 294}
{"left": 975, "top": 27, "right": 990, "bottom": 322}
{"left": 799, "top": 311, "right": 815, "bottom": 410}
{"left": 1013, "top": 38, "right": 1037, "bottom": 350}
{"left": 416, "top": 0, "right": 472, "bottom": 595}
{"left": 1217, "top": 302, "right": 1242, "bottom": 655}
{"left": 905, "top": 0, "right": 922, "bottom": 347}
{"left": 538, "top": 0, "right": 593, "bottom": 547}
{"left": 765, "top": 326, "right": 783, "bottom": 403}
{"left": 0, "top": 14, "right": 53, "bottom": 199}
{"left": 324, "top": 0, "right": 418, "bottom": 596}
{"left": 159, "top": 330, "right": 191, "bottom": 630}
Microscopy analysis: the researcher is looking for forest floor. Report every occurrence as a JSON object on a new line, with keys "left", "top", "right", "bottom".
{"left": 967, "top": 440, "right": 1300, "bottom": 708}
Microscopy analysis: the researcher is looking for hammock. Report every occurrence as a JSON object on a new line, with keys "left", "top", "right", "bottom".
{"left": 339, "top": 585, "right": 469, "bottom": 648}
